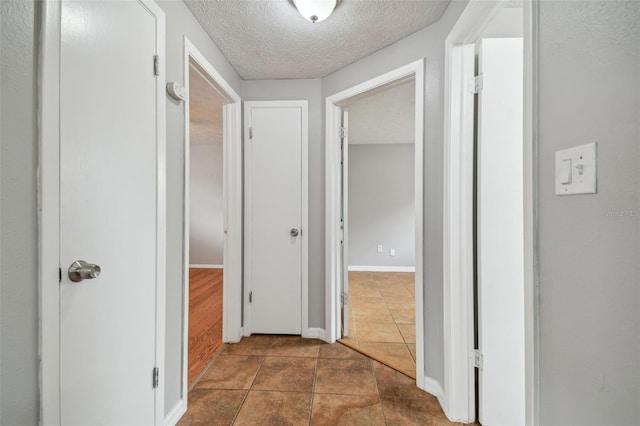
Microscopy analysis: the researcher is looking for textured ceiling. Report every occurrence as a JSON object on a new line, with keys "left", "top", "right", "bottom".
{"left": 189, "top": 63, "right": 224, "bottom": 145}
{"left": 183, "top": 0, "right": 451, "bottom": 80}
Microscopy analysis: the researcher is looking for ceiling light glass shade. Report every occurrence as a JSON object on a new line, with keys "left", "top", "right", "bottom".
{"left": 293, "top": 0, "right": 337, "bottom": 23}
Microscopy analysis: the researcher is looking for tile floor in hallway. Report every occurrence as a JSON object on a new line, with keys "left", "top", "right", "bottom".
{"left": 340, "top": 271, "right": 416, "bottom": 379}
{"left": 178, "top": 335, "right": 462, "bottom": 426}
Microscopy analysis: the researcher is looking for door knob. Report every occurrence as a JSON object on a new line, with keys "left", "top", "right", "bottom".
{"left": 290, "top": 228, "right": 300, "bottom": 237}
{"left": 68, "top": 260, "right": 102, "bottom": 282}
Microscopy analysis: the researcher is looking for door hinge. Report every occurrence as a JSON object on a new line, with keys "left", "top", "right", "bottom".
{"left": 249, "top": 291, "right": 253, "bottom": 303}
{"left": 249, "top": 127, "right": 253, "bottom": 140}
{"left": 59, "top": 267, "right": 62, "bottom": 283}
{"left": 473, "top": 349, "right": 483, "bottom": 370}
{"left": 339, "top": 292, "right": 348, "bottom": 306}
{"left": 152, "top": 367, "right": 159, "bottom": 388}
{"left": 153, "top": 55, "right": 159, "bottom": 76}
{"left": 470, "top": 74, "right": 483, "bottom": 94}
{"left": 340, "top": 126, "right": 347, "bottom": 139}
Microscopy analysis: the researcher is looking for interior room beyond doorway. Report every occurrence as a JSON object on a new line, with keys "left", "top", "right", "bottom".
{"left": 187, "top": 60, "right": 226, "bottom": 386}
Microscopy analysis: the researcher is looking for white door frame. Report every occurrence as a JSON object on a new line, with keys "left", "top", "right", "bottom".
{"left": 325, "top": 60, "right": 425, "bottom": 386}
{"left": 38, "top": 1, "right": 167, "bottom": 424}
{"left": 442, "top": 0, "right": 537, "bottom": 423}
{"left": 243, "top": 100, "right": 309, "bottom": 336}
{"left": 173, "top": 37, "right": 243, "bottom": 422}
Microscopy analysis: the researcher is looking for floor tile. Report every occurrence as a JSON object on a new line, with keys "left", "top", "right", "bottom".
{"left": 381, "top": 397, "right": 455, "bottom": 425}
{"left": 353, "top": 306, "right": 395, "bottom": 324}
{"left": 358, "top": 342, "right": 415, "bottom": 372}
{"left": 377, "top": 282, "right": 413, "bottom": 298}
{"left": 194, "top": 355, "right": 263, "bottom": 390}
{"left": 403, "top": 281, "right": 416, "bottom": 295}
{"left": 315, "top": 358, "right": 377, "bottom": 396}
{"left": 389, "top": 307, "right": 416, "bottom": 324}
{"left": 384, "top": 296, "right": 415, "bottom": 311}
{"left": 318, "top": 342, "right": 367, "bottom": 360}
{"left": 349, "top": 281, "right": 382, "bottom": 298}
{"left": 252, "top": 356, "right": 316, "bottom": 393}
{"left": 357, "top": 322, "right": 404, "bottom": 343}
{"left": 310, "top": 394, "right": 385, "bottom": 426}
{"left": 267, "top": 336, "right": 321, "bottom": 357}
{"left": 408, "top": 344, "right": 416, "bottom": 360}
{"left": 177, "top": 388, "right": 246, "bottom": 426}
{"left": 398, "top": 323, "right": 416, "bottom": 343}
{"left": 234, "top": 391, "right": 312, "bottom": 425}
{"left": 223, "top": 335, "right": 274, "bottom": 356}
{"left": 372, "top": 361, "right": 428, "bottom": 399}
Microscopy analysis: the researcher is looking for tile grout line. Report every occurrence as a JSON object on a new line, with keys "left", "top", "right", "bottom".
{"left": 370, "top": 357, "right": 389, "bottom": 426}
{"left": 230, "top": 341, "right": 272, "bottom": 425}
{"left": 307, "top": 345, "right": 321, "bottom": 426}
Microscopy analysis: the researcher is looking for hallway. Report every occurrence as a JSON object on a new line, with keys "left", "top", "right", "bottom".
{"left": 179, "top": 335, "right": 459, "bottom": 425}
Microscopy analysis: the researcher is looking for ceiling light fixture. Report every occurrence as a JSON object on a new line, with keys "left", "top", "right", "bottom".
{"left": 293, "top": 0, "right": 337, "bottom": 23}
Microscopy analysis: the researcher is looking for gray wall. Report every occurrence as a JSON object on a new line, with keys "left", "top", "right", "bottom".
{"left": 322, "top": 0, "right": 468, "bottom": 387}
{"left": 0, "top": 1, "right": 39, "bottom": 424}
{"left": 537, "top": 1, "right": 640, "bottom": 424}
{"left": 156, "top": 0, "right": 242, "bottom": 415}
{"left": 189, "top": 143, "right": 224, "bottom": 265}
{"left": 241, "top": 79, "right": 324, "bottom": 328}
{"left": 348, "top": 144, "right": 415, "bottom": 267}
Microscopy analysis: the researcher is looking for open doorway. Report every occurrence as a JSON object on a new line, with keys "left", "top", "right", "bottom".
{"left": 176, "top": 38, "right": 243, "bottom": 420}
{"left": 186, "top": 59, "right": 226, "bottom": 386}
{"left": 443, "top": 1, "right": 534, "bottom": 423}
{"left": 326, "top": 60, "right": 426, "bottom": 388}
{"left": 338, "top": 78, "right": 417, "bottom": 378}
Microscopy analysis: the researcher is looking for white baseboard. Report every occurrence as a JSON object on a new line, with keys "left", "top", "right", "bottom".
{"left": 303, "top": 327, "right": 327, "bottom": 341}
{"left": 164, "top": 399, "right": 187, "bottom": 426}
{"left": 189, "top": 264, "right": 223, "bottom": 269}
{"left": 348, "top": 265, "right": 415, "bottom": 272}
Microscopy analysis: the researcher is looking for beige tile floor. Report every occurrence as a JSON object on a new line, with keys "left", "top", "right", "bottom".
{"left": 178, "top": 335, "right": 463, "bottom": 426}
{"left": 339, "top": 271, "right": 416, "bottom": 378}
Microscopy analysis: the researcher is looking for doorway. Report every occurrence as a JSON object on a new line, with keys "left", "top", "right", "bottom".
{"left": 337, "top": 78, "right": 418, "bottom": 378}
{"left": 186, "top": 59, "right": 226, "bottom": 386}
{"left": 325, "top": 60, "right": 426, "bottom": 388}
{"left": 178, "top": 38, "right": 243, "bottom": 420}
{"left": 443, "top": 0, "right": 535, "bottom": 423}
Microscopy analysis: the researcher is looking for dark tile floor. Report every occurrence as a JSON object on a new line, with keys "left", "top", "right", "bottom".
{"left": 178, "top": 335, "right": 464, "bottom": 425}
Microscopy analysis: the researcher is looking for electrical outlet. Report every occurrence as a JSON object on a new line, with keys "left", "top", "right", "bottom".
{"left": 390, "top": 249, "right": 395, "bottom": 256}
{"left": 377, "top": 245, "right": 383, "bottom": 253}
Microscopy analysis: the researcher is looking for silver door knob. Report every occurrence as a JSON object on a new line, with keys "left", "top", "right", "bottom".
{"left": 290, "top": 228, "right": 300, "bottom": 237}
{"left": 68, "top": 260, "right": 101, "bottom": 282}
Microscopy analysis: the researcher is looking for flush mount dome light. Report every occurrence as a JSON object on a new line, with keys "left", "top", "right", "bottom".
{"left": 293, "top": 0, "right": 337, "bottom": 23}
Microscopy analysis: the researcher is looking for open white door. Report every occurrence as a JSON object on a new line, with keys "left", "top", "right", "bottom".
{"left": 56, "top": 0, "right": 165, "bottom": 424}
{"left": 477, "top": 37, "right": 525, "bottom": 426}
{"left": 244, "top": 101, "right": 308, "bottom": 335}
{"left": 340, "top": 111, "right": 350, "bottom": 336}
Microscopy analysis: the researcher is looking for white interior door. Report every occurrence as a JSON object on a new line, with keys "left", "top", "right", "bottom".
{"left": 477, "top": 37, "right": 525, "bottom": 426}
{"left": 245, "top": 101, "right": 307, "bottom": 335}
{"left": 340, "top": 110, "right": 350, "bottom": 336}
{"left": 59, "top": 1, "right": 164, "bottom": 424}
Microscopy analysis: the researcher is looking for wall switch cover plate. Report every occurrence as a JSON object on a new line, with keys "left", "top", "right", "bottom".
{"left": 555, "top": 142, "right": 597, "bottom": 195}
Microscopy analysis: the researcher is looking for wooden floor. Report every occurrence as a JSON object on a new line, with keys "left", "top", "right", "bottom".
{"left": 188, "top": 268, "right": 223, "bottom": 386}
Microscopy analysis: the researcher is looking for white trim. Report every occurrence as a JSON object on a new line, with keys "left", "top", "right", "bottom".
{"left": 189, "top": 264, "right": 224, "bottom": 269}
{"left": 324, "top": 60, "right": 425, "bottom": 389}
{"left": 443, "top": 0, "right": 537, "bottom": 423}
{"left": 302, "top": 328, "right": 327, "bottom": 341}
{"left": 243, "top": 100, "right": 309, "bottom": 337}
{"left": 423, "top": 376, "right": 445, "bottom": 401}
{"left": 180, "top": 37, "right": 243, "bottom": 424}
{"left": 39, "top": 2, "right": 166, "bottom": 424}
{"left": 348, "top": 265, "right": 416, "bottom": 273}
{"left": 164, "top": 400, "right": 187, "bottom": 426}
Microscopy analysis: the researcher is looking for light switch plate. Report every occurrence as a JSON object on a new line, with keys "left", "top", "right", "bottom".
{"left": 555, "top": 142, "right": 597, "bottom": 195}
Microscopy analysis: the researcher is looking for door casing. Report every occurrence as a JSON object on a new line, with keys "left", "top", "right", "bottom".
{"left": 325, "top": 60, "right": 425, "bottom": 387}
{"left": 442, "top": 0, "right": 537, "bottom": 423}
{"left": 243, "top": 100, "right": 309, "bottom": 337}
{"left": 173, "top": 37, "right": 243, "bottom": 425}
{"left": 38, "top": 1, "right": 167, "bottom": 424}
